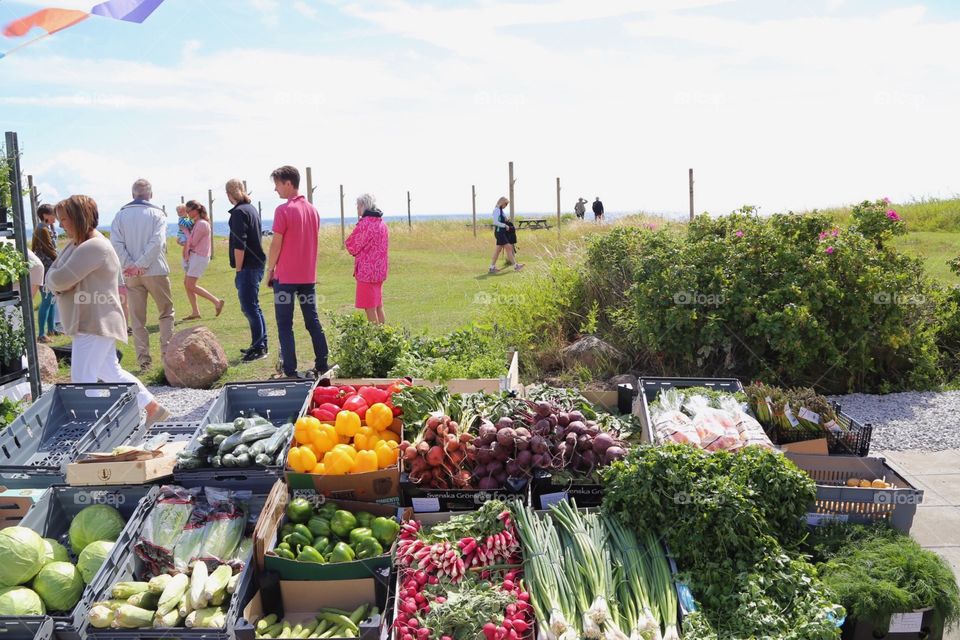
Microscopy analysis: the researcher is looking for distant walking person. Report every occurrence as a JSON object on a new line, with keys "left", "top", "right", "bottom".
{"left": 32, "top": 204, "right": 57, "bottom": 343}
{"left": 345, "top": 193, "right": 389, "bottom": 324}
{"left": 110, "top": 178, "right": 174, "bottom": 371}
{"left": 489, "top": 197, "right": 523, "bottom": 274}
{"left": 47, "top": 195, "right": 170, "bottom": 425}
{"left": 226, "top": 179, "right": 268, "bottom": 362}
{"left": 593, "top": 197, "right": 604, "bottom": 221}
{"left": 266, "top": 165, "right": 329, "bottom": 378}
{"left": 181, "top": 199, "right": 224, "bottom": 321}
{"left": 574, "top": 198, "right": 587, "bottom": 220}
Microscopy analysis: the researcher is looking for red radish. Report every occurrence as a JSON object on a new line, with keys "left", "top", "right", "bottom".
{"left": 407, "top": 618, "right": 420, "bottom": 628}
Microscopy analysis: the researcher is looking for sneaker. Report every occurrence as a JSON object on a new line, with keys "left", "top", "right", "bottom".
{"left": 241, "top": 345, "right": 268, "bottom": 355}
{"left": 488, "top": 267, "right": 498, "bottom": 274}
{"left": 241, "top": 348, "right": 268, "bottom": 362}
{"left": 127, "top": 327, "right": 133, "bottom": 336}
{"left": 514, "top": 263, "right": 525, "bottom": 271}
{"left": 37, "top": 335, "right": 50, "bottom": 344}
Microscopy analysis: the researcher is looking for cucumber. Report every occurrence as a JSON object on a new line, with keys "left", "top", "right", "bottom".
{"left": 205, "top": 423, "right": 236, "bottom": 437}
{"left": 222, "top": 453, "right": 238, "bottom": 467}
{"left": 240, "top": 425, "right": 278, "bottom": 444}
{"left": 255, "top": 454, "right": 273, "bottom": 466}
{"left": 249, "top": 439, "right": 268, "bottom": 457}
{"left": 262, "top": 424, "right": 294, "bottom": 458}
{"left": 218, "top": 431, "right": 246, "bottom": 455}
{"left": 233, "top": 444, "right": 251, "bottom": 457}
{"left": 213, "top": 434, "right": 227, "bottom": 446}
{"left": 235, "top": 453, "right": 252, "bottom": 467}
{"left": 211, "top": 455, "right": 223, "bottom": 468}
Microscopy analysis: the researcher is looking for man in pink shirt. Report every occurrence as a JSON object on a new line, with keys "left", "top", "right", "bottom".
{"left": 265, "top": 165, "right": 329, "bottom": 378}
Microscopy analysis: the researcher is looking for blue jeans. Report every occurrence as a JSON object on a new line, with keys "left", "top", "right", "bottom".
{"left": 274, "top": 283, "right": 328, "bottom": 376}
{"left": 37, "top": 290, "right": 56, "bottom": 336}
{"left": 235, "top": 269, "right": 267, "bottom": 351}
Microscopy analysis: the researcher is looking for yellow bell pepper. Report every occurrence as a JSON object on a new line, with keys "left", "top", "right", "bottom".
{"left": 379, "top": 429, "right": 400, "bottom": 444}
{"left": 335, "top": 410, "right": 361, "bottom": 438}
{"left": 294, "top": 416, "right": 320, "bottom": 446}
{"left": 323, "top": 447, "right": 353, "bottom": 475}
{"left": 288, "top": 446, "right": 318, "bottom": 473}
{"left": 314, "top": 462, "right": 326, "bottom": 475}
{"left": 311, "top": 423, "right": 338, "bottom": 454}
{"left": 374, "top": 440, "right": 398, "bottom": 468}
{"left": 333, "top": 443, "right": 358, "bottom": 462}
{"left": 366, "top": 403, "right": 394, "bottom": 431}
{"left": 351, "top": 450, "right": 379, "bottom": 474}
{"left": 354, "top": 427, "right": 382, "bottom": 451}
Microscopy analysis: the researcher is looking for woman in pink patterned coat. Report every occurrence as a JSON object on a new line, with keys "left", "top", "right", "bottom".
{"left": 345, "top": 193, "right": 389, "bottom": 324}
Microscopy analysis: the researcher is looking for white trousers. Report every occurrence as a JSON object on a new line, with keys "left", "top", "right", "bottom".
{"left": 70, "top": 334, "right": 153, "bottom": 410}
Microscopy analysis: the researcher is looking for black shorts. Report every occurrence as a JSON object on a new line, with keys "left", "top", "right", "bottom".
{"left": 494, "top": 228, "right": 510, "bottom": 246}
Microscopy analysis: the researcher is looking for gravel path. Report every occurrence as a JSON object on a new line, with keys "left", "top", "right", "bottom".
{"left": 149, "top": 386, "right": 219, "bottom": 422}
{"left": 831, "top": 391, "right": 960, "bottom": 452}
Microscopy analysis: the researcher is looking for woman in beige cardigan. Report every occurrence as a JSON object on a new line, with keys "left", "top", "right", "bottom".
{"left": 46, "top": 195, "right": 170, "bottom": 424}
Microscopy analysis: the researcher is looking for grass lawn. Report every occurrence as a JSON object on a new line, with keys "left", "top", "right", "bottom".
{"left": 43, "top": 219, "right": 606, "bottom": 385}
{"left": 893, "top": 231, "right": 960, "bottom": 284}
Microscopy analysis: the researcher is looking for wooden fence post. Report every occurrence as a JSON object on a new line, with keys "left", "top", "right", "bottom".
{"left": 689, "top": 168, "right": 694, "bottom": 221}
{"left": 407, "top": 191, "right": 411, "bottom": 229}
{"left": 508, "top": 161, "right": 515, "bottom": 222}
{"left": 208, "top": 188, "right": 214, "bottom": 258}
{"left": 339, "top": 184, "right": 345, "bottom": 248}
{"left": 472, "top": 185, "right": 477, "bottom": 238}
{"left": 556, "top": 177, "right": 561, "bottom": 240}
{"left": 26, "top": 175, "right": 38, "bottom": 229}
{"left": 306, "top": 167, "right": 314, "bottom": 205}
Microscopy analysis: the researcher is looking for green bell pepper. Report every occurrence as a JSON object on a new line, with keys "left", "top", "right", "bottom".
{"left": 329, "top": 541, "right": 355, "bottom": 563}
{"left": 354, "top": 512, "right": 374, "bottom": 528}
{"left": 293, "top": 524, "right": 314, "bottom": 542}
{"left": 275, "top": 547, "right": 295, "bottom": 560}
{"left": 371, "top": 517, "right": 400, "bottom": 547}
{"left": 319, "top": 502, "right": 338, "bottom": 517}
{"left": 355, "top": 537, "right": 384, "bottom": 560}
{"left": 284, "top": 532, "right": 312, "bottom": 551}
{"left": 281, "top": 523, "right": 295, "bottom": 539}
{"left": 348, "top": 527, "right": 373, "bottom": 546}
{"left": 312, "top": 536, "right": 330, "bottom": 552}
{"left": 330, "top": 510, "right": 357, "bottom": 539}
{"left": 286, "top": 498, "right": 314, "bottom": 524}
{"left": 307, "top": 516, "right": 331, "bottom": 537}
{"left": 296, "top": 545, "right": 326, "bottom": 564}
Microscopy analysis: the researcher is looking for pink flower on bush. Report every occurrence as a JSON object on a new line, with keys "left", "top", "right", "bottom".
{"left": 886, "top": 209, "right": 901, "bottom": 221}
{"left": 825, "top": 246, "right": 835, "bottom": 255}
{"left": 819, "top": 231, "right": 828, "bottom": 241}
{"left": 883, "top": 197, "right": 891, "bottom": 204}
{"left": 831, "top": 228, "right": 840, "bottom": 237}
{"left": 735, "top": 230, "right": 744, "bottom": 238}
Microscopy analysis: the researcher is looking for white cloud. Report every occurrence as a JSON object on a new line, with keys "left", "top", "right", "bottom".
{"left": 247, "top": 0, "right": 279, "bottom": 27}
{"left": 293, "top": 1, "right": 318, "bottom": 19}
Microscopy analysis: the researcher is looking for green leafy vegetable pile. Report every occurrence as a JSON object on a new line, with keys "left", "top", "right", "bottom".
{"left": 600, "top": 444, "right": 843, "bottom": 639}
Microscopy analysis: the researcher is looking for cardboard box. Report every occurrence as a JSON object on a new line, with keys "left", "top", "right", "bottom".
{"left": 781, "top": 438, "right": 829, "bottom": 456}
{"left": 239, "top": 579, "right": 384, "bottom": 640}
{"left": 261, "top": 495, "right": 412, "bottom": 580}
{"left": 0, "top": 486, "right": 46, "bottom": 527}
{"left": 65, "top": 442, "right": 186, "bottom": 485}
{"left": 285, "top": 420, "right": 402, "bottom": 504}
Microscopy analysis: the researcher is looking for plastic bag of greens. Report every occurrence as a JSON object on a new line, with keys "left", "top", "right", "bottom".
{"left": 226, "top": 537, "right": 253, "bottom": 573}
{"left": 134, "top": 486, "right": 198, "bottom": 576}
{"left": 196, "top": 488, "right": 250, "bottom": 570}
{"left": 173, "top": 503, "right": 213, "bottom": 573}
{"left": 651, "top": 388, "right": 701, "bottom": 446}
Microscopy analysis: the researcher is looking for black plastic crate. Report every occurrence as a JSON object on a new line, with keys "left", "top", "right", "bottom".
{"left": 767, "top": 404, "right": 872, "bottom": 456}
{"left": 842, "top": 608, "right": 943, "bottom": 640}
{"left": 530, "top": 470, "right": 604, "bottom": 509}
{"left": 173, "top": 381, "right": 312, "bottom": 489}
{"left": 0, "top": 485, "right": 157, "bottom": 640}
{"left": 79, "top": 485, "right": 265, "bottom": 640}
{"left": 636, "top": 376, "right": 745, "bottom": 444}
{"left": 0, "top": 384, "right": 142, "bottom": 489}
{"left": 399, "top": 472, "right": 529, "bottom": 512}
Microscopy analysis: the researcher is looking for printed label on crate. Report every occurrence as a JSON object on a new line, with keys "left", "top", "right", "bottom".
{"left": 823, "top": 420, "right": 841, "bottom": 434}
{"left": 538, "top": 491, "right": 568, "bottom": 509}
{"left": 798, "top": 407, "right": 820, "bottom": 424}
{"left": 807, "top": 513, "right": 849, "bottom": 526}
{"left": 784, "top": 405, "right": 800, "bottom": 428}
{"left": 888, "top": 612, "right": 924, "bottom": 633}
{"left": 411, "top": 497, "right": 441, "bottom": 513}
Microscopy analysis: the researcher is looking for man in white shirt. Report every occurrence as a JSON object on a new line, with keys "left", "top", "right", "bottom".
{"left": 110, "top": 178, "right": 175, "bottom": 371}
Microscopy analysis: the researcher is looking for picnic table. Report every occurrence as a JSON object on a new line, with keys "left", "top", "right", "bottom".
{"left": 517, "top": 218, "right": 551, "bottom": 230}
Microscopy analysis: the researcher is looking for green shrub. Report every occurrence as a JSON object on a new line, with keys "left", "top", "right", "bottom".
{"left": 328, "top": 312, "right": 410, "bottom": 378}
{"left": 849, "top": 198, "right": 907, "bottom": 246}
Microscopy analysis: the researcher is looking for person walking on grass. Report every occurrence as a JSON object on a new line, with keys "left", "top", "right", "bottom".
{"left": 574, "top": 198, "right": 587, "bottom": 220}
{"left": 592, "top": 196, "right": 605, "bottom": 222}
{"left": 110, "top": 178, "right": 174, "bottom": 371}
{"left": 489, "top": 196, "right": 523, "bottom": 274}
{"left": 32, "top": 210, "right": 57, "bottom": 343}
{"left": 181, "top": 199, "right": 224, "bottom": 321}
{"left": 46, "top": 195, "right": 170, "bottom": 426}
{"left": 226, "top": 178, "right": 268, "bottom": 362}
{"left": 266, "top": 165, "right": 329, "bottom": 378}
{"left": 346, "top": 193, "right": 389, "bottom": 324}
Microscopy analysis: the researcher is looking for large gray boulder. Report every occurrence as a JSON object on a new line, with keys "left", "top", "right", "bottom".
{"left": 163, "top": 327, "right": 227, "bottom": 389}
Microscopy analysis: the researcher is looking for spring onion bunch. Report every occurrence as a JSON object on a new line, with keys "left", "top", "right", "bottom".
{"left": 642, "top": 530, "right": 680, "bottom": 640}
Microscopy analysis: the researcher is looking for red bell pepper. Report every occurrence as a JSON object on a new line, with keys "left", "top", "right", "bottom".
{"left": 359, "top": 386, "right": 389, "bottom": 405}
{"left": 317, "top": 402, "right": 341, "bottom": 416}
{"left": 342, "top": 394, "right": 369, "bottom": 419}
{"left": 311, "top": 408, "right": 336, "bottom": 422}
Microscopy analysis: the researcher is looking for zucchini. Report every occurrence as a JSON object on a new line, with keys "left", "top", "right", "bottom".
{"left": 205, "top": 423, "right": 236, "bottom": 437}
{"left": 240, "top": 425, "right": 278, "bottom": 444}
{"left": 218, "top": 431, "right": 246, "bottom": 455}
{"left": 255, "top": 454, "right": 273, "bottom": 466}
{"left": 235, "top": 453, "right": 252, "bottom": 467}
{"left": 222, "top": 453, "right": 238, "bottom": 467}
{"left": 262, "top": 424, "right": 294, "bottom": 457}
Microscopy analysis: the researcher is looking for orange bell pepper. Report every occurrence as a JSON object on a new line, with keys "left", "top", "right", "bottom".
{"left": 351, "top": 449, "right": 379, "bottom": 474}
{"left": 365, "top": 403, "right": 394, "bottom": 431}
{"left": 335, "top": 410, "right": 361, "bottom": 438}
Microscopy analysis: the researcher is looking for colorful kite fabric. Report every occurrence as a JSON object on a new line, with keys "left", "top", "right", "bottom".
{"left": 2, "top": 8, "right": 89, "bottom": 37}
{"left": 91, "top": 0, "right": 166, "bottom": 23}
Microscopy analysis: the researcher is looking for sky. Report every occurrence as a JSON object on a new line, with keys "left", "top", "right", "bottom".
{"left": 1, "top": 0, "right": 960, "bottom": 223}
